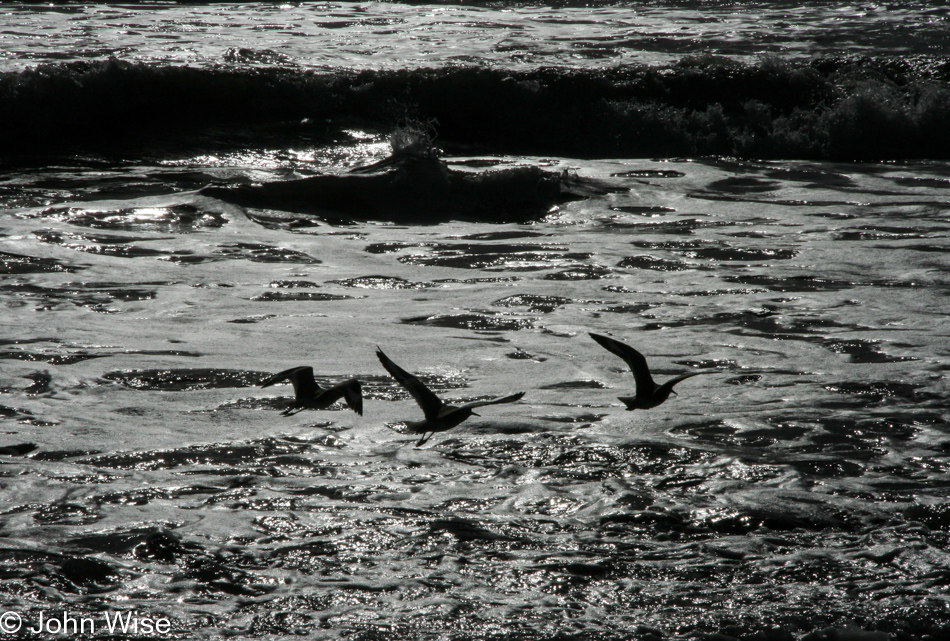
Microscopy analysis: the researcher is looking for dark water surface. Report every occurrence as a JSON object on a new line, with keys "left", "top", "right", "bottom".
{"left": 1, "top": 2, "right": 949, "bottom": 640}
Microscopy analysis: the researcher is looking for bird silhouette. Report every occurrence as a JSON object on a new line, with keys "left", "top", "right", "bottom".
{"left": 589, "top": 333, "right": 702, "bottom": 410}
{"left": 259, "top": 366, "right": 363, "bottom": 416}
{"left": 376, "top": 347, "right": 524, "bottom": 446}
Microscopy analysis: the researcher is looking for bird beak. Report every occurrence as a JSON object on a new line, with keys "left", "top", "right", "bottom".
{"left": 472, "top": 411, "right": 480, "bottom": 417}
{"left": 671, "top": 390, "right": 678, "bottom": 396}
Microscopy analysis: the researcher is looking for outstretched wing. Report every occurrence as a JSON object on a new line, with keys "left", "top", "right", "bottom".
{"left": 459, "top": 391, "right": 525, "bottom": 411}
{"left": 589, "top": 333, "right": 655, "bottom": 394}
{"left": 331, "top": 378, "right": 363, "bottom": 416}
{"left": 376, "top": 348, "right": 443, "bottom": 420}
{"left": 657, "top": 372, "right": 702, "bottom": 395}
{"left": 260, "top": 366, "right": 320, "bottom": 399}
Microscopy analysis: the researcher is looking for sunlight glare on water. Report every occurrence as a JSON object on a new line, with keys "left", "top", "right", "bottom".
{"left": 1, "top": 2, "right": 949, "bottom": 639}
{"left": 2, "top": 152, "right": 949, "bottom": 638}
{"left": 0, "top": 1, "right": 947, "bottom": 72}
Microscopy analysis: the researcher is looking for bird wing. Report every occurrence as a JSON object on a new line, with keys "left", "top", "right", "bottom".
{"left": 459, "top": 391, "right": 525, "bottom": 410}
{"left": 260, "top": 366, "right": 320, "bottom": 398}
{"left": 658, "top": 372, "right": 702, "bottom": 394}
{"left": 376, "top": 348, "right": 443, "bottom": 420}
{"left": 338, "top": 378, "right": 364, "bottom": 416}
{"left": 589, "top": 333, "right": 655, "bottom": 393}
{"left": 318, "top": 378, "right": 364, "bottom": 415}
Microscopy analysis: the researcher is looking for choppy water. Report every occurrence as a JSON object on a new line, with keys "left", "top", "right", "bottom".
{"left": 1, "top": 2, "right": 950, "bottom": 640}
{"left": 1, "top": 1, "right": 947, "bottom": 73}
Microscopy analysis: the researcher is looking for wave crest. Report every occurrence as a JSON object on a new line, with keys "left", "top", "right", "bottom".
{"left": 2, "top": 56, "right": 949, "bottom": 160}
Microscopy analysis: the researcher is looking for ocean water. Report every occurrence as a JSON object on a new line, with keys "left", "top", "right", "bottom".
{"left": 1, "top": 2, "right": 949, "bottom": 640}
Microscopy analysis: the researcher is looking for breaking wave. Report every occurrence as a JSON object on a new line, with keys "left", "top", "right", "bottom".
{"left": 2, "top": 55, "right": 950, "bottom": 161}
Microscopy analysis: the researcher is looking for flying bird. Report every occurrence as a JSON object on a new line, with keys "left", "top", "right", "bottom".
{"left": 376, "top": 347, "right": 524, "bottom": 446}
{"left": 259, "top": 366, "right": 363, "bottom": 416}
{"left": 589, "top": 333, "right": 702, "bottom": 410}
